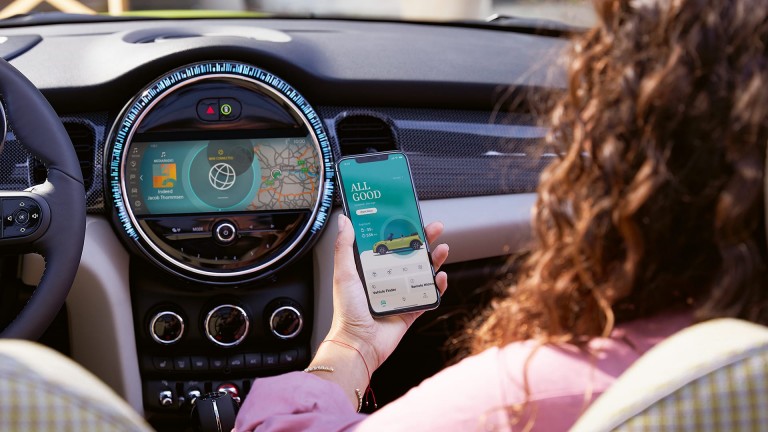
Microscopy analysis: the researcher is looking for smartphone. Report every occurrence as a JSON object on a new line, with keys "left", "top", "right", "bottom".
{"left": 336, "top": 151, "right": 440, "bottom": 317}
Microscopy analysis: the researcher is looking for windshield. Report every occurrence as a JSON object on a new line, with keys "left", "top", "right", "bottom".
{"left": 0, "top": 0, "right": 596, "bottom": 27}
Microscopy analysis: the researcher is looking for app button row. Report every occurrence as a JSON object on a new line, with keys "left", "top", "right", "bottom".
{"left": 368, "top": 263, "right": 428, "bottom": 279}
{"left": 150, "top": 350, "right": 299, "bottom": 372}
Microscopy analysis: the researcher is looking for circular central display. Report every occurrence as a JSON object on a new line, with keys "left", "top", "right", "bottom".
{"left": 106, "top": 61, "right": 334, "bottom": 283}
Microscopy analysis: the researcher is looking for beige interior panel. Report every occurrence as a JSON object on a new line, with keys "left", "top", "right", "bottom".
{"left": 311, "top": 193, "right": 535, "bottom": 350}
{"left": 22, "top": 216, "right": 144, "bottom": 414}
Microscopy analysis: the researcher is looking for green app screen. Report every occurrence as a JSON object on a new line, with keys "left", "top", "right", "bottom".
{"left": 338, "top": 153, "right": 438, "bottom": 314}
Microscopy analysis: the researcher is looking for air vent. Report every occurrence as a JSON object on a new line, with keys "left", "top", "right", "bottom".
{"left": 336, "top": 115, "right": 396, "bottom": 156}
{"left": 33, "top": 122, "right": 95, "bottom": 190}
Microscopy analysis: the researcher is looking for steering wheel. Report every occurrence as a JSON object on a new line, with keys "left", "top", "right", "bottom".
{"left": 0, "top": 58, "right": 86, "bottom": 339}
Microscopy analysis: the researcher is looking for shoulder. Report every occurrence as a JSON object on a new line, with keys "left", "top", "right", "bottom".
{"left": 358, "top": 311, "right": 691, "bottom": 431}
{"left": 357, "top": 346, "right": 513, "bottom": 432}
{"left": 358, "top": 343, "right": 586, "bottom": 431}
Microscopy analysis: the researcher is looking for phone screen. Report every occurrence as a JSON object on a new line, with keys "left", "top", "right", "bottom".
{"left": 337, "top": 152, "right": 439, "bottom": 315}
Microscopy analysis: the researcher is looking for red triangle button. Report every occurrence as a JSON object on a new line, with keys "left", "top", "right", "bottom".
{"left": 206, "top": 105, "right": 215, "bottom": 115}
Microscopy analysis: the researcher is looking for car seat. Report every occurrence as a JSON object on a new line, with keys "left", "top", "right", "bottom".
{"left": 570, "top": 318, "right": 768, "bottom": 431}
{"left": 0, "top": 339, "right": 152, "bottom": 431}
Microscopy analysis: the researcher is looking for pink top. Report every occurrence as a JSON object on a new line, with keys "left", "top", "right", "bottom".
{"left": 235, "top": 311, "right": 691, "bottom": 431}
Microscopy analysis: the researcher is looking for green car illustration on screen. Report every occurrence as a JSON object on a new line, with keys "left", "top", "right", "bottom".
{"left": 372, "top": 232, "right": 423, "bottom": 255}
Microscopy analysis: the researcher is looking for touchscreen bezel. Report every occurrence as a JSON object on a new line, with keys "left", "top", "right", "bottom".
{"left": 107, "top": 64, "right": 333, "bottom": 281}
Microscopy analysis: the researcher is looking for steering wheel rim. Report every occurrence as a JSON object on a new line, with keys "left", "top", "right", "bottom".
{"left": 0, "top": 57, "right": 86, "bottom": 339}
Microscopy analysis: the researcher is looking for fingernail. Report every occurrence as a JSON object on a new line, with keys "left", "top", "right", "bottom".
{"left": 337, "top": 214, "right": 346, "bottom": 229}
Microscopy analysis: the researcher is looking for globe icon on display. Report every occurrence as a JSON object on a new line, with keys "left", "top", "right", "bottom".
{"left": 208, "top": 163, "right": 237, "bottom": 191}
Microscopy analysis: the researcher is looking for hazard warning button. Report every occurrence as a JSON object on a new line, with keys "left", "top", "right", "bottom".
{"left": 196, "top": 98, "right": 220, "bottom": 122}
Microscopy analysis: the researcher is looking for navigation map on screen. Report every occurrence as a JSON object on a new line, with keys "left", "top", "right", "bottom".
{"left": 125, "top": 137, "right": 320, "bottom": 215}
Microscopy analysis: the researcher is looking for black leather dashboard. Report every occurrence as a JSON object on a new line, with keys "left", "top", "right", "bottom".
{"left": 1, "top": 19, "right": 565, "bottom": 111}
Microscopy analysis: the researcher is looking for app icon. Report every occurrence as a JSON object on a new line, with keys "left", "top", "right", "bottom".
{"left": 153, "top": 163, "right": 176, "bottom": 188}
{"left": 208, "top": 162, "right": 237, "bottom": 190}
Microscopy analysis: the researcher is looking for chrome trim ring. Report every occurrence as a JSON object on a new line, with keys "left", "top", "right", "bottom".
{"left": 149, "top": 311, "right": 185, "bottom": 345}
{"left": 269, "top": 305, "right": 303, "bottom": 340}
{"left": 204, "top": 304, "right": 250, "bottom": 347}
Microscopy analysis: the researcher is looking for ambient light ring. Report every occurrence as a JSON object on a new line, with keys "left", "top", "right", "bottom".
{"left": 106, "top": 61, "right": 335, "bottom": 281}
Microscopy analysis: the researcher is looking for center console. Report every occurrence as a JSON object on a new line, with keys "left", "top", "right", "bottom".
{"left": 131, "top": 257, "right": 312, "bottom": 413}
{"left": 104, "top": 61, "right": 334, "bottom": 424}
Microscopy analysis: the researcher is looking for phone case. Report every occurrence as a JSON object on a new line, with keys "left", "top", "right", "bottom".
{"left": 336, "top": 151, "right": 441, "bottom": 317}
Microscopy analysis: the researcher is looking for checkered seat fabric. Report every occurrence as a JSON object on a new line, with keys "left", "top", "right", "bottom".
{"left": 571, "top": 319, "right": 768, "bottom": 432}
{"left": 0, "top": 340, "right": 152, "bottom": 431}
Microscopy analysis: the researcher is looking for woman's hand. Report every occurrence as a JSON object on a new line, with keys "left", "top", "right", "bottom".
{"left": 325, "top": 214, "right": 449, "bottom": 373}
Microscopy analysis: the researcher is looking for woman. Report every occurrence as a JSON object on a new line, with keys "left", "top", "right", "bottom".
{"left": 236, "top": 0, "right": 768, "bottom": 430}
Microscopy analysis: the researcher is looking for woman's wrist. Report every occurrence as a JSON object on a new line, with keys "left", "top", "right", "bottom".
{"left": 324, "top": 327, "right": 380, "bottom": 372}
{"left": 307, "top": 337, "right": 373, "bottom": 410}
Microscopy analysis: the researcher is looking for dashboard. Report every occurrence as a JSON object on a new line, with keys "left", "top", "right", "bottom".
{"left": 0, "top": 16, "right": 565, "bottom": 429}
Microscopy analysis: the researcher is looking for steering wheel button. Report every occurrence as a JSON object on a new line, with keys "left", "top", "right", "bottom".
{"left": 14, "top": 209, "right": 29, "bottom": 225}
{"left": 28, "top": 206, "right": 40, "bottom": 226}
{"left": 3, "top": 225, "right": 35, "bottom": 238}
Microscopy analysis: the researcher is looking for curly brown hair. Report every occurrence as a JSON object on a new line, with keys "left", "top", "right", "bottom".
{"left": 470, "top": 0, "right": 768, "bottom": 354}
